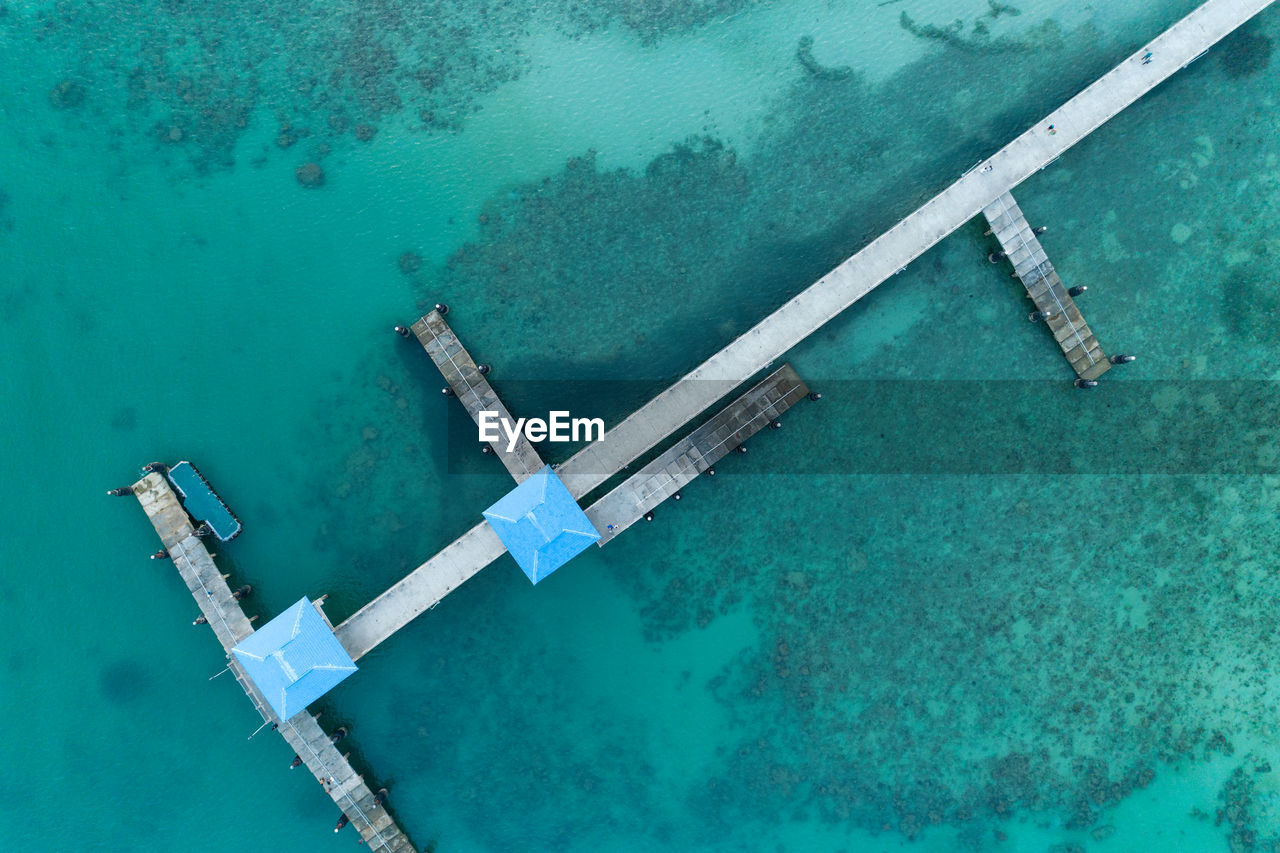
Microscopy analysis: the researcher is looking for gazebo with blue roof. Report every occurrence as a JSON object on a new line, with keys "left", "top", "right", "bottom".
{"left": 483, "top": 465, "right": 601, "bottom": 583}
{"left": 231, "top": 597, "right": 358, "bottom": 720}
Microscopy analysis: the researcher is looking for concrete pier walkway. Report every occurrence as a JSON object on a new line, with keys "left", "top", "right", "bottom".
{"left": 133, "top": 473, "right": 416, "bottom": 853}
{"left": 335, "top": 0, "right": 1274, "bottom": 658}
{"left": 983, "top": 192, "right": 1111, "bottom": 380}
{"left": 336, "top": 521, "right": 508, "bottom": 660}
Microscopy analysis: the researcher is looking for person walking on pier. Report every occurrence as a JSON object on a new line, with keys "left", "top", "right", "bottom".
{"left": 1142, "top": 51, "right": 1154, "bottom": 65}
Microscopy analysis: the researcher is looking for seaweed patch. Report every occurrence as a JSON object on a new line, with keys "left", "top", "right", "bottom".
{"left": 796, "top": 36, "right": 854, "bottom": 81}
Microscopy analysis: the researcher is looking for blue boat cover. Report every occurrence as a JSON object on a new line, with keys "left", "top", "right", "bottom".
{"left": 167, "top": 461, "right": 241, "bottom": 541}
{"left": 483, "top": 465, "right": 601, "bottom": 584}
{"left": 231, "top": 598, "right": 357, "bottom": 720}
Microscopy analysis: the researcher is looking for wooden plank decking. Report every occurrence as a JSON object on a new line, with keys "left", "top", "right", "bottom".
{"left": 412, "top": 310, "right": 544, "bottom": 482}
{"left": 587, "top": 364, "right": 809, "bottom": 545}
{"left": 135, "top": 473, "right": 254, "bottom": 647}
{"left": 132, "top": 473, "right": 416, "bottom": 853}
{"left": 982, "top": 192, "right": 1111, "bottom": 380}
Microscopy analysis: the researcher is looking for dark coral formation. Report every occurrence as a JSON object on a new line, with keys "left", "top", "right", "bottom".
{"left": 48, "top": 78, "right": 86, "bottom": 109}
{"left": 561, "top": 0, "right": 754, "bottom": 46}
{"left": 986, "top": 0, "right": 1022, "bottom": 20}
{"left": 25, "top": 0, "right": 762, "bottom": 174}
{"left": 295, "top": 162, "right": 325, "bottom": 187}
{"left": 275, "top": 122, "right": 309, "bottom": 149}
{"left": 634, "top": 473, "right": 1280, "bottom": 842}
{"left": 398, "top": 251, "right": 423, "bottom": 275}
{"left": 1213, "top": 763, "right": 1280, "bottom": 852}
{"left": 436, "top": 139, "right": 757, "bottom": 379}
{"left": 899, "top": 2, "right": 1058, "bottom": 55}
{"left": 1219, "top": 267, "right": 1279, "bottom": 339}
{"left": 1218, "top": 20, "right": 1274, "bottom": 79}
{"left": 98, "top": 660, "right": 149, "bottom": 704}
{"left": 796, "top": 36, "right": 854, "bottom": 81}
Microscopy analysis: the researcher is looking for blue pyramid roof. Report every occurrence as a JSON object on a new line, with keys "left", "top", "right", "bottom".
{"left": 231, "top": 598, "right": 357, "bottom": 720}
{"left": 483, "top": 465, "right": 600, "bottom": 584}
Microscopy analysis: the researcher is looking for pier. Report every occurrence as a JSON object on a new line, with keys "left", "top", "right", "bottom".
{"left": 133, "top": 473, "right": 416, "bottom": 853}
{"left": 336, "top": 362, "right": 811, "bottom": 659}
{"left": 412, "top": 310, "right": 544, "bottom": 482}
{"left": 983, "top": 192, "right": 1110, "bottom": 380}
{"left": 335, "top": 0, "right": 1273, "bottom": 662}
{"left": 123, "top": 0, "right": 1275, "bottom": 841}
{"left": 586, "top": 364, "right": 810, "bottom": 545}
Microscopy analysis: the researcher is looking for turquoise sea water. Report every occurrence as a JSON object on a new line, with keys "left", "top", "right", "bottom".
{"left": 2, "top": 0, "right": 1279, "bottom": 850}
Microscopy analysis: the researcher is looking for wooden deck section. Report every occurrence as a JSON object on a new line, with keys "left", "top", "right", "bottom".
{"left": 132, "top": 473, "right": 415, "bottom": 853}
{"left": 587, "top": 365, "right": 809, "bottom": 545}
{"left": 983, "top": 193, "right": 1111, "bottom": 380}
{"left": 337, "top": 0, "right": 1273, "bottom": 658}
{"left": 412, "top": 310, "right": 544, "bottom": 483}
